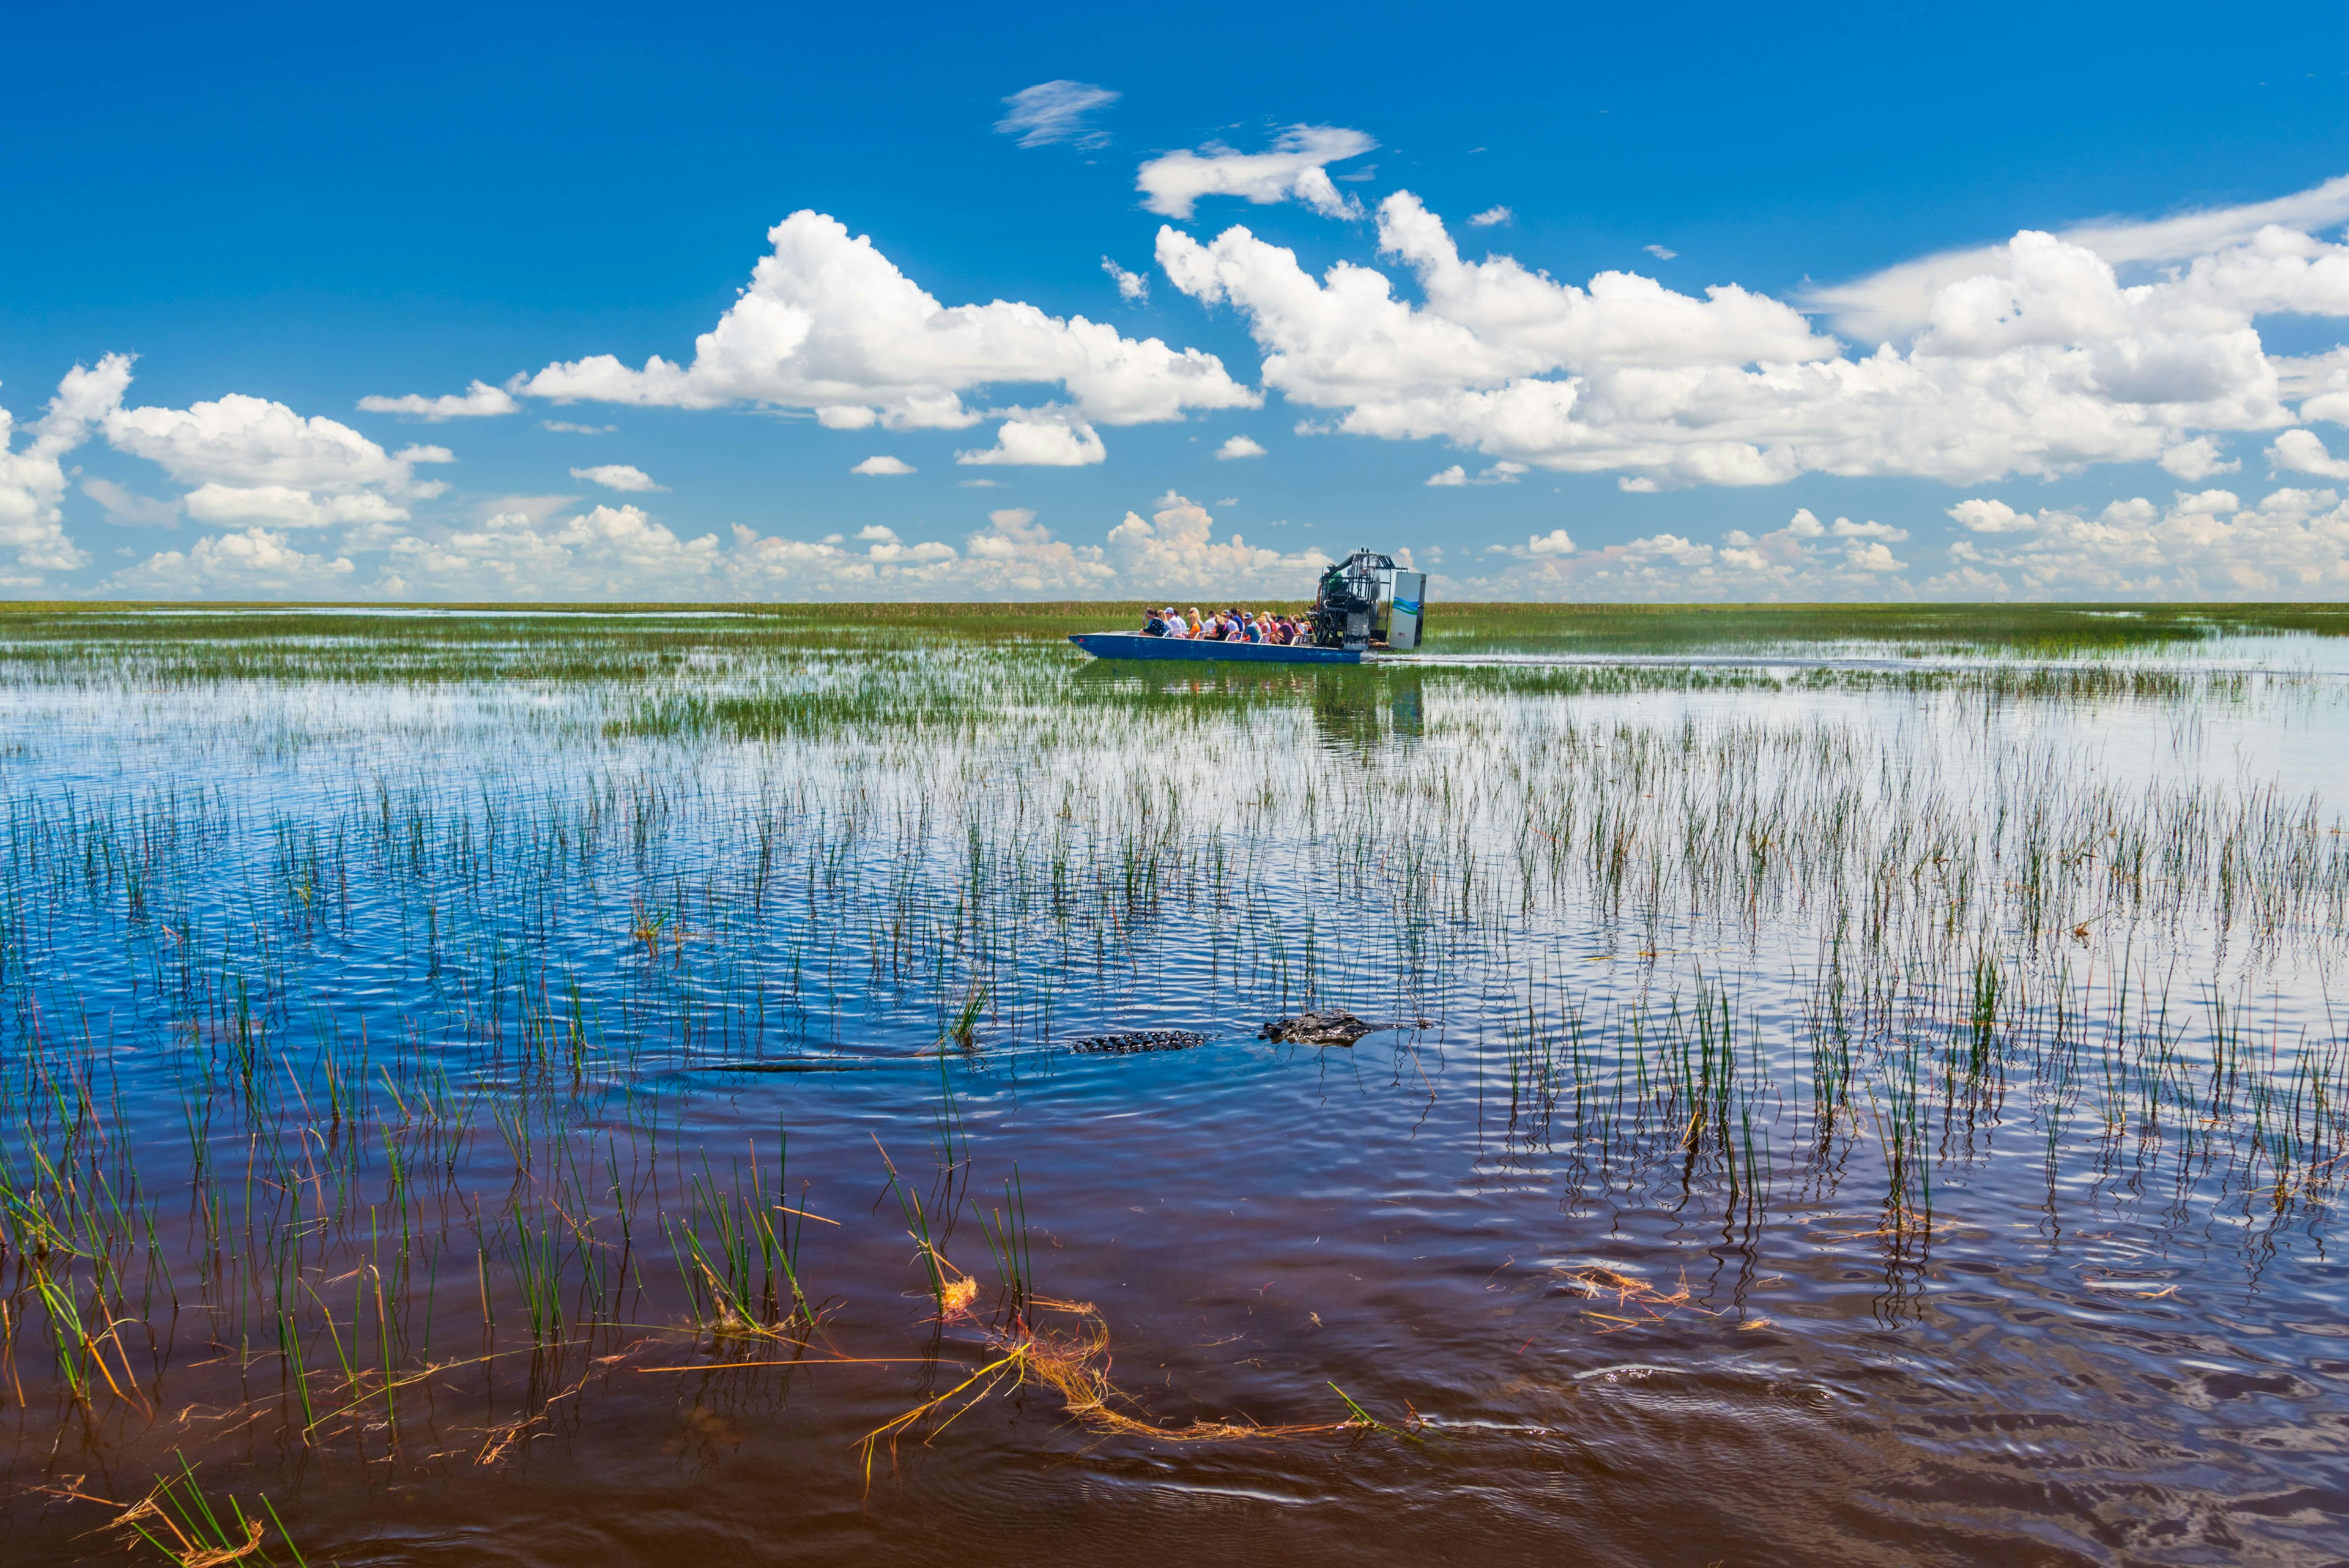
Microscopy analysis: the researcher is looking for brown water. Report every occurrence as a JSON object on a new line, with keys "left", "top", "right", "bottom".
{"left": 1, "top": 622, "right": 2345, "bottom": 1566}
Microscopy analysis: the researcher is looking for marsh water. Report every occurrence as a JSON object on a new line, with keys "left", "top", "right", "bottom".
{"left": 2, "top": 606, "right": 2347, "bottom": 1566}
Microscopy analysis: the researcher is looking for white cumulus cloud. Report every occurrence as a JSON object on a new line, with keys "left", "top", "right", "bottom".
{"left": 955, "top": 415, "right": 1107, "bottom": 467}
{"left": 2157, "top": 436, "right": 2240, "bottom": 481}
{"left": 2176, "top": 488, "right": 2241, "bottom": 515}
{"left": 1482, "top": 527, "right": 1579, "bottom": 559}
{"left": 0, "top": 355, "right": 129, "bottom": 579}
{"left": 570, "top": 463, "right": 666, "bottom": 492}
{"left": 2276, "top": 349, "right": 2349, "bottom": 427}
{"left": 182, "top": 484, "right": 409, "bottom": 529}
{"left": 104, "top": 393, "right": 448, "bottom": 532}
{"left": 110, "top": 527, "right": 357, "bottom": 596}
{"left": 1427, "top": 460, "right": 1525, "bottom": 486}
{"left": 519, "top": 212, "right": 1256, "bottom": 462}
{"left": 847, "top": 523, "right": 956, "bottom": 563}
{"left": 1157, "top": 185, "right": 2328, "bottom": 489}
{"left": 1216, "top": 434, "right": 1266, "bottom": 459}
{"left": 1102, "top": 258, "right": 1149, "bottom": 302}
{"left": 1448, "top": 508, "right": 1923, "bottom": 600}
{"left": 1946, "top": 497, "right": 2035, "bottom": 533}
{"left": 357, "top": 381, "right": 520, "bottom": 420}
{"left": 1468, "top": 206, "right": 1513, "bottom": 228}
{"left": 957, "top": 509, "right": 1112, "bottom": 592}
{"left": 729, "top": 508, "right": 1110, "bottom": 596}
{"left": 1136, "top": 126, "right": 1377, "bottom": 221}
{"left": 1831, "top": 516, "right": 1907, "bottom": 541}
{"left": 380, "top": 504, "right": 722, "bottom": 598}
{"left": 1104, "top": 490, "right": 1326, "bottom": 594}
{"left": 851, "top": 455, "right": 915, "bottom": 475}
{"left": 71, "top": 475, "right": 1326, "bottom": 602}
{"left": 1806, "top": 173, "right": 2349, "bottom": 342}
{"left": 1922, "top": 486, "right": 2349, "bottom": 598}
{"left": 2268, "top": 427, "right": 2349, "bottom": 479}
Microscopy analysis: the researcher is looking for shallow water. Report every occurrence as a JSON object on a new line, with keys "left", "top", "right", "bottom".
{"left": 1, "top": 614, "right": 2345, "bottom": 1566}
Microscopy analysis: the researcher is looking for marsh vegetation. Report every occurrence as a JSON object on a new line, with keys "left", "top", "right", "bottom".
{"left": 0, "top": 602, "right": 2343, "bottom": 1566}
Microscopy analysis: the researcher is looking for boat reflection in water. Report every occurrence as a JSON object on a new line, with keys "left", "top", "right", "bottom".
{"left": 1068, "top": 658, "right": 1426, "bottom": 755}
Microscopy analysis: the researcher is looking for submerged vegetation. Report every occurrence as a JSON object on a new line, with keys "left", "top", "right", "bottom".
{"left": 0, "top": 603, "right": 2344, "bottom": 1562}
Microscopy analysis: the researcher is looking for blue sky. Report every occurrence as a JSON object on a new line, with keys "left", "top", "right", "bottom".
{"left": 5, "top": 0, "right": 2349, "bottom": 600}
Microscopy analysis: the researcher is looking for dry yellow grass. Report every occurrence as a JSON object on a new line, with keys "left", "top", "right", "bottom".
{"left": 859, "top": 1254, "right": 1355, "bottom": 1486}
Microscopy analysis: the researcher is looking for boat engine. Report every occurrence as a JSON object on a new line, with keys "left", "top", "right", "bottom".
{"left": 1309, "top": 552, "right": 1382, "bottom": 650}
{"left": 1310, "top": 549, "right": 1427, "bottom": 652}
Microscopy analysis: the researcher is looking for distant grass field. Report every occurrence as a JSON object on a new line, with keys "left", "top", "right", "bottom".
{"left": 4, "top": 599, "right": 2347, "bottom": 658}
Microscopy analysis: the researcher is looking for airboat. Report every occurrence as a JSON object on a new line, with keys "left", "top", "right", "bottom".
{"left": 1070, "top": 550, "right": 1424, "bottom": 665}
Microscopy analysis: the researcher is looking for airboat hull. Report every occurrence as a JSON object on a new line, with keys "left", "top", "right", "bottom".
{"left": 1069, "top": 633, "right": 1363, "bottom": 665}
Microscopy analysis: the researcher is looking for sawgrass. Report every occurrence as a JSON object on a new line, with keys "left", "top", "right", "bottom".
{"left": 105, "top": 1456, "right": 310, "bottom": 1568}
{"left": 1, "top": 599, "right": 2343, "bottom": 683}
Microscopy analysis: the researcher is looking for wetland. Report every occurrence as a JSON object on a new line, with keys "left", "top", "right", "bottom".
{"left": 1, "top": 600, "right": 2345, "bottom": 1566}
